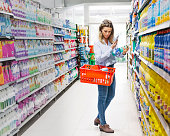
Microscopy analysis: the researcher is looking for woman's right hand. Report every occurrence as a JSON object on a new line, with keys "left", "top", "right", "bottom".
{"left": 111, "top": 40, "right": 118, "bottom": 49}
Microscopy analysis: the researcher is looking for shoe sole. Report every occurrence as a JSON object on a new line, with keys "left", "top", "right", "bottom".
{"left": 99, "top": 128, "right": 114, "bottom": 133}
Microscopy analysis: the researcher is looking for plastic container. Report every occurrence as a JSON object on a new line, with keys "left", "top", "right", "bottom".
{"left": 80, "top": 64, "right": 115, "bottom": 86}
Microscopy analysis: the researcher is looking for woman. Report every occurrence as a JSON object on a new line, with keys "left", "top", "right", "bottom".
{"left": 93, "top": 19, "right": 129, "bottom": 133}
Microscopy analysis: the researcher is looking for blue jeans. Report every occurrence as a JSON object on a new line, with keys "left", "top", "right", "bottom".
{"left": 97, "top": 65, "right": 116, "bottom": 125}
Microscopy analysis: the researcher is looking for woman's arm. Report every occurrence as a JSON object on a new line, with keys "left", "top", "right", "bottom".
{"left": 94, "top": 43, "right": 112, "bottom": 64}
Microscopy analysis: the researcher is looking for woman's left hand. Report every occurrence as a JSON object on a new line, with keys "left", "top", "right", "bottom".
{"left": 122, "top": 46, "right": 129, "bottom": 55}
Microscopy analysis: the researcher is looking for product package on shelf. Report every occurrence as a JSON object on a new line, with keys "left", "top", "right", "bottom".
{"left": 54, "top": 67, "right": 78, "bottom": 92}
{"left": 139, "top": 28, "right": 170, "bottom": 74}
{"left": 0, "top": 14, "right": 12, "bottom": 37}
{"left": 52, "top": 18, "right": 64, "bottom": 27}
{"left": 13, "top": 39, "right": 54, "bottom": 58}
{"left": 54, "top": 27, "right": 65, "bottom": 35}
{"left": 138, "top": 0, "right": 170, "bottom": 33}
{"left": 54, "top": 36, "right": 64, "bottom": 42}
{"left": 15, "top": 82, "right": 56, "bottom": 127}
{"left": 54, "top": 53, "right": 63, "bottom": 62}
{"left": 0, "top": 40, "right": 15, "bottom": 59}
{"left": 0, "top": 0, "right": 12, "bottom": 13}
{"left": 0, "top": 85, "right": 16, "bottom": 111}
{"left": 0, "top": 106, "right": 17, "bottom": 136}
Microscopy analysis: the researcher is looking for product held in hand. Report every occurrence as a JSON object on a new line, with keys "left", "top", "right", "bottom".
{"left": 112, "top": 45, "right": 128, "bottom": 57}
{"left": 80, "top": 64, "right": 115, "bottom": 86}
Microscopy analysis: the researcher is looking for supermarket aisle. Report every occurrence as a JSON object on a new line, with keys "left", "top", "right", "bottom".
{"left": 22, "top": 63, "right": 143, "bottom": 136}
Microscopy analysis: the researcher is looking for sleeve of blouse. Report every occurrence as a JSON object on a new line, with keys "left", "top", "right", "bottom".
{"left": 94, "top": 41, "right": 112, "bottom": 64}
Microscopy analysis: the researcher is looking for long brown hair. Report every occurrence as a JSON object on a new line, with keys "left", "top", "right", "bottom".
{"left": 99, "top": 19, "right": 114, "bottom": 44}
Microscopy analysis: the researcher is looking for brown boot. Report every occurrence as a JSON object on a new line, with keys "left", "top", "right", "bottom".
{"left": 99, "top": 124, "right": 114, "bottom": 133}
{"left": 94, "top": 118, "right": 100, "bottom": 126}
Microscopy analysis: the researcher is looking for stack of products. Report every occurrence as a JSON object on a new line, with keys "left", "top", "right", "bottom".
{"left": 140, "top": 28, "right": 170, "bottom": 73}
{"left": 54, "top": 67, "right": 78, "bottom": 92}
{"left": 16, "top": 82, "right": 56, "bottom": 127}
{"left": 139, "top": 0, "right": 170, "bottom": 32}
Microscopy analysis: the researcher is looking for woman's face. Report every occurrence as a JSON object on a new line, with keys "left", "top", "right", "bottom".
{"left": 101, "top": 27, "right": 112, "bottom": 39}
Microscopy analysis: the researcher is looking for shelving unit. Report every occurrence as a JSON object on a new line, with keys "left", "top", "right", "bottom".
{"left": 140, "top": 81, "right": 170, "bottom": 135}
{"left": 127, "top": 0, "right": 170, "bottom": 135}
{"left": 18, "top": 75, "right": 78, "bottom": 129}
{"left": 0, "top": 3, "right": 79, "bottom": 136}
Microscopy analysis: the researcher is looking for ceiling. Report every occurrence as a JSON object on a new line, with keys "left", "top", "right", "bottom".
{"left": 35, "top": 0, "right": 131, "bottom": 8}
{"left": 64, "top": 0, "right": 131, "bottom": 7}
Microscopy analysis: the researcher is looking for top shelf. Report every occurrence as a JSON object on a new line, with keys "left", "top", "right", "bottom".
{"left": 138, "top": 21, "right": 170, "bottom": 36}
{"left": 138, "top": 0, "right": 151, "bottom": 13}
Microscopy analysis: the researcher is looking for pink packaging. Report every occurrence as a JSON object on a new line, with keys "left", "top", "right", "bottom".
{"left": 2, "top": 41, "right": 7, "bottom": 58}
{"left": 6, "top": 40, "right": 15, "bottom": 57}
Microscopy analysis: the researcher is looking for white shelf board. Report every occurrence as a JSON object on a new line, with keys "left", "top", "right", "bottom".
{"left": 134, "top": 68, "right": 140, "bottom": 78}
{"left": 53, "top": 50, "right": 65, "bottom": 54}
{"left": 138, "top": 21, "right": 170, "bottom": 36}
{"left": 15, "top": 37, "right": 54, "bottom": 40}
{"left": 54, "top": 34, "right": 65, "bottom": 36}
{"left": 0, "top": 103, "right": 16, "bottom": 113}
{"left": 65, "top": 47, "right": 78, "bottom": 50}
{"left": 54, "top": 42, "right": 64, "bottom": 44}
{"left": 14, "top": 16, "right": 53, "bottom": 26}
{"left": 149, "top": 63, "right": 170, "bottom": 83}
{"left": 15, "top": 52, "right": 54, "bottom": 61}
{"left": 18, "top": 76, "right": 78, "bottom": 129}
{"left": 128, "top": 53, "right": 132, "bottom": 59}
{"left": 55, "top": 56, "right": 78, "bottom": 65}
{"left": 134, "top": 51, "right": 140, "bottom": 56}
{"left": 16, "top": 66, "right": 55, "bottom": 83}
{"left": 17, "top": 78, "right": 55, "bottom": 103}
{"left": 8, "top": 128, "right": 19, "bottom": 136}
{"left": 0, "top": 36, "right": 14, "bottom": 39}
{"left": 53, "top": 25, "right": 64, "bottom": 29}
{"left": 0, "top": 57, "right": 15, "bottom": 62}
{"left": 138, "top": 0, "right": 151, "bottom": 13}
{"left": 140, "top": 81, "right": 170, "bottom": 135}
{"left": 0, "top": 81, "right": 15, "bottom": 91}
{"left": 14, "top": 16, "right": 35, "bottom": 23}
{"left": 0, "top": 10, "right": 13, "bottom": 16}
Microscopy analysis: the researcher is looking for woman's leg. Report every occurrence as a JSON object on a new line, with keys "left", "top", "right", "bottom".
{"left": 97, "top": 75, "right": 116, "bottom": 119}
{"left": 97, "top": 85, "right": 108, "bottom": 125}
{"left": 105, "top": 74, "right": 116, "bottom": 110}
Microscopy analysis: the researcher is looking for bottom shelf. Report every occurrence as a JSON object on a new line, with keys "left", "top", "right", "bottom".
{"left": 18, "top": 76, "right": 78, "bottom": 129}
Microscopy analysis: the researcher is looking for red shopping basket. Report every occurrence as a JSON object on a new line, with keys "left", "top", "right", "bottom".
{"left": 80, "top": 64, "right": 115, "bottom": 86}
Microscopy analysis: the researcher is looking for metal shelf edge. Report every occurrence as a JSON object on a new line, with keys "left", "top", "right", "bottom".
{"left": 138, "top": 21, "right": 170, "bottom": 36}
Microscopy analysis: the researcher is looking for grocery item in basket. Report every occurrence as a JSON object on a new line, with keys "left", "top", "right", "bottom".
{"left": 101, "top": 68, "right": 108, "bottom": 71}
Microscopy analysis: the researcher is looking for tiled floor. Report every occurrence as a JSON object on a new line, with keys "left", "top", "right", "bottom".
{"left": 22, "top": 63, "right": 143, "bottom": 136}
